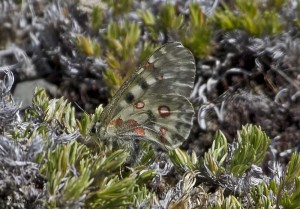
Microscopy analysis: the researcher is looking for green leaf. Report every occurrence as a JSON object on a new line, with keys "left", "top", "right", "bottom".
{"left": 285, "top": 153, "right": 300, "bottom": 185}
{"left": 169, "top": 148, "right": 196, "bottom": 171}
{"left": 138, "top": 9, "right": 155, "bottom": 26}
{"left": 91, "top": 6, "right": 103, "bottom": 32}
{"left": 203, "top": 131, "right": 228, "bottom": 176}
{"left": 231, "top": 124, "right": 270, "bottom": 176}
{"left": 159, "top": 4, "right": 184, "bottom": 30}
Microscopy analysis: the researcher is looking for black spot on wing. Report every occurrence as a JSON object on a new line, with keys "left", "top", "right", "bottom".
{"left": 125, "top": 92, "right": 135, "bottom": 104}
{"left": 139, "top": 78, "right": 149, "bottom": 90}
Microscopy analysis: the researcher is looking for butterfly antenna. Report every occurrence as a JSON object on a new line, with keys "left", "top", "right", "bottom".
{"left": 73, "top": 101, "right": 88, "bottom": 114}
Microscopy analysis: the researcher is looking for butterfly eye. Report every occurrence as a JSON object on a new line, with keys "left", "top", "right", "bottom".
{"left": 90, "top": 125, "right": 97, "bottom": 133}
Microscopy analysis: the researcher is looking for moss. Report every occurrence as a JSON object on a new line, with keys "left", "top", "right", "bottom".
{"left": 213, "top": 0, "right": 285, "bottom": 36}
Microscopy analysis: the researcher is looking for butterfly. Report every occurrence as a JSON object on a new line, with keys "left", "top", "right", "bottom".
{"left": 96, "top": 42, "right": 196, "bottom": 150}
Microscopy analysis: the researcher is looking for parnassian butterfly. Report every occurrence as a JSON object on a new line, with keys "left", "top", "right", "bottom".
{"left": 97, "top": 42, "right": 196, "bottom": 149}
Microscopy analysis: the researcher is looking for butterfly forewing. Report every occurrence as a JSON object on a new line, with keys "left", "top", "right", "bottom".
{"left": 98, "top": 42, "right": 196, "bottom": 149}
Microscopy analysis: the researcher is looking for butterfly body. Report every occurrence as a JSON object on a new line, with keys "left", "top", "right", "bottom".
{"left": 97, "top": 42, "right": 196, "bottom": 149}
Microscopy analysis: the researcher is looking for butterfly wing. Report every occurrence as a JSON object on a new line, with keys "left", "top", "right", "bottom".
{"left": 98, "top": 42, "right": 195, "bottom": 149}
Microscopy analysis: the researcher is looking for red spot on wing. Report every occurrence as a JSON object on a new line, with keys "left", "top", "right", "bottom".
{"left": 158, "top": 105, "right": 171, "bottom": 117}
{"left": 133, "top": 127, "right": 145, "bottom": 136}
{"left": 125, "top": 119, "right": 144, "bottom": 136}
{"left": 156, "top": 75, "right": 163, "bottom": 80}
{"left": 109, "top": 117, "right": 123, "bottom": 126}
{"left": 126, "top": 119, "right": 139, "bottom": 127}
{"left": 145, "top": 62, "right": 153, "bottom": 69}
{"left": 145, "top": 62, "right": 163, "bottom": 80}
{"left": 145, "top": 62, "right": 157, "bottom": 72}
{"left": 135, "top": 101, "right": 145, "bottom": 109}
{"left": 116, "top": 118, "right": 123, "bottom": 126}
{"left": 160, "top": 127, "right": 168, "bottom": 144}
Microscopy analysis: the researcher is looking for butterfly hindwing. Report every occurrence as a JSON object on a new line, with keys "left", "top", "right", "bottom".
{"left": 112, "top": 94, "right": 194, "bottom": 149}
{"left": 98, "top": 42, "right": 196, "bottom": 149}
